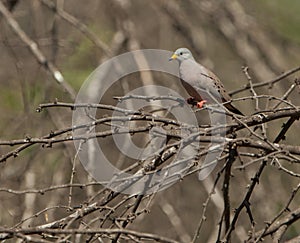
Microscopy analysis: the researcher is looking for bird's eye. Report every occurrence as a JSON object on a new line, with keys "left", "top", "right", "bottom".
{"left": 179, "top": 52, "right": 183, "bottom": 55}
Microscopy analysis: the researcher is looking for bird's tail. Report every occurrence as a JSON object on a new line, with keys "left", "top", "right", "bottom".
{"left": 225, "top": 103, "right": 244, "bottom": 116}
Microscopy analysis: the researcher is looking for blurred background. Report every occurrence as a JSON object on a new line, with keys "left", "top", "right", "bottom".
{"left": 1, "top": 0, "right": 300, "bottom": 242}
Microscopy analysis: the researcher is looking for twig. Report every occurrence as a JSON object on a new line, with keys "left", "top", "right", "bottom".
{"left": 0, "top": 228, "right": 179, "bottom": 243}
{"left": 114, "top": 94, "right": 186, "bottom": 105}
{"left": 222, "top": 143, "right": 238, "bottom": 236}
{"left": 39, "top": 0, "right": 112, "bottom": 56}
{"left": 222, "top": 160, "right": 265, "bottom": 242}
{"left": 272, "top": 78, "right": 299, "bottom": 110}
{"left": 251, "top": 183, "right": 300, "bottom": 242}
{"left": 0, "top": 1, "right": 76, "bottom": 99}
{"left": 273, "top": 116, "right": 298, "bottom": 143}
{"left": 192, "top": 161, "right": 225, "bottom": 243}
{"left": 229, "top": 66, "right": 300, "bottom": 95}
{"left": 242, "top": 66, "right": 259, "bottom": 111}
{"left": 111, "top": 194, "right": 145, "bottom": 243}
{"left": 275, "top": 160, "right": 300, "bottom": 178}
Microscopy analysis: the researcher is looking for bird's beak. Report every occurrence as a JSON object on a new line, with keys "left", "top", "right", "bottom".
{"left": 169, "top": 54, "right": 178, "bottom": 61}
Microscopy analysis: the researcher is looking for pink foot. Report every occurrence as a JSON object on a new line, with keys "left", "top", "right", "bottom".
{"left": 196, "top": 100, "right": 207, "bottom": 108}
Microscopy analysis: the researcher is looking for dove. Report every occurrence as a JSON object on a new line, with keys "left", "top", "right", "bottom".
{"left": 170, "top": 47, "right": 243, "bottom": 116}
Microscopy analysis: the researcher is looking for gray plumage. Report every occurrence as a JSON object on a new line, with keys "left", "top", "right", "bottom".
{"left": 170, "top": 47, "right": 243, "bottom": 116}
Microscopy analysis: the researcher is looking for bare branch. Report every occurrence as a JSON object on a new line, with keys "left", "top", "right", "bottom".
{"left": 230, "top": 66, "right": 300, "bottom": 95}
{"left": 0, "top": 1, "right": 76, "bottom": 99}
{"left": 0, "top": 228, "right": 179, "bottom": 243}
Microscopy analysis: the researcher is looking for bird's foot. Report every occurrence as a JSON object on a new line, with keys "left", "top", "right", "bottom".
{"left": 196, "top": 100, "right": 207, "bottom": 108}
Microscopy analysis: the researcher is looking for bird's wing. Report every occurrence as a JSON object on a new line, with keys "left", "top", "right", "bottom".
{"left": 182, "top": 61, "right": 227, "bottom": 102}
{"left": 180, "top": 60, "right": 243, "bottom": 115}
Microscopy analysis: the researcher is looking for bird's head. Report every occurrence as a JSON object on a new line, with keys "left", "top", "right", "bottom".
{"left": 169, "top": 48, "right": 195, "bottom": 62}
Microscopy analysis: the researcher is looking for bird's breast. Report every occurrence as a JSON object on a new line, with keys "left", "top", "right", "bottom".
{"left": 179, "top": 61, "right": 211, "bottom": 89}
{"left": 179, "top": 60, "right": 222, "bottom": 101}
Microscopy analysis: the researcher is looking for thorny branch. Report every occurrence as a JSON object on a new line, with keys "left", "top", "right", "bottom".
{"left": 1, "top": 1, "right": 300, "bottom": 242}
{"left": 1, "top": 89, "right": 300, "bottom": 242}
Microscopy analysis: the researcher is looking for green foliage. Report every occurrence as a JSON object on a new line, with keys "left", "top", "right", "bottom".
{"left": 63, "top": 68, "right": 94, "bottom": 91}
{"left": 62, "top": 22, "right": 114, "bottom": 91}
{"left": 62, "top": 38, "right": 94, "bottom": 90}
{"left": 1, "top": 85, "right": 22, "bottom": 111}
{"left": 254, "top": 0, "right": 300, "bottom": 43}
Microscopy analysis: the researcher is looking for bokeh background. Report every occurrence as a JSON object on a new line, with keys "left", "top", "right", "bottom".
{"left": 1, "top": 1, "right": 300, "bottom": 242}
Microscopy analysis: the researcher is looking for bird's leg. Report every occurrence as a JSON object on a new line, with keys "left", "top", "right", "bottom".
{"left": 196, "top": 100, "right": 207, "bottom": 108}
{"left": 186, "top": 97, "right": 207, "bottom": 108}
{"left": 186, "top": 97, "right": 197, "bottom": 106}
